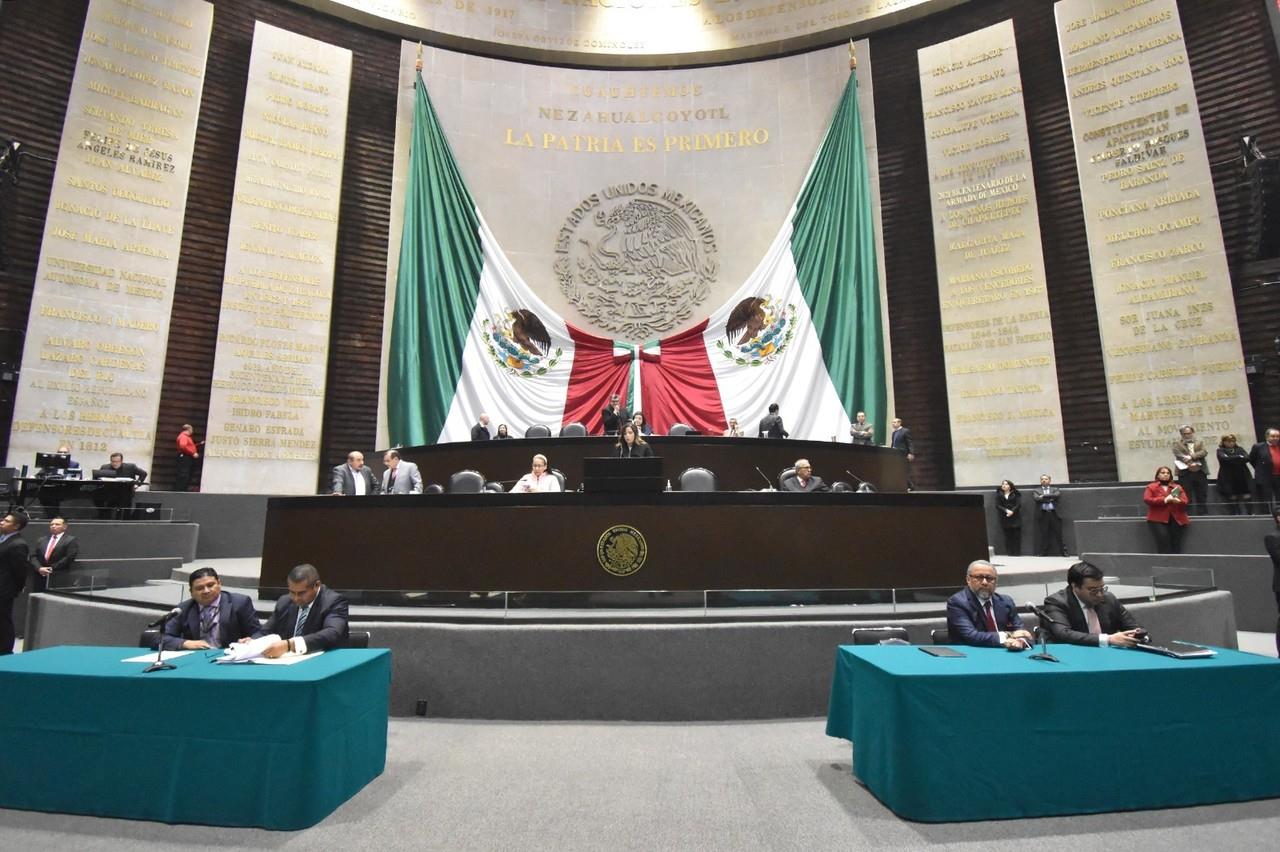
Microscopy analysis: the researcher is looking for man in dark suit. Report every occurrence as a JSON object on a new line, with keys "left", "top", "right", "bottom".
{"left": 96, "top": 452, "right": 147, "bottom": 482}
{"left": 1250, "top": 427, "right": 1280, "bottom": 512}
{"left": 946, "top": 560, "right": 1033, "bottom": 649}
{"left": 471, "top": 413, "right": 492, "bottom": 441}
{"left": 1265, "top": 508, "right": 1280, "bottom": 655}
{"left": 600, "top": 395, "right": 629, "bottom": 436}
{"left": 0, "top": 512, "right": 31, "bottom": 655}
{"left": 781, "top": 458, "right": 827, "bottom": 492}
{"left": 758, "top": 402, "right": 788, "bottom": 439}
{"left": 1033, "top": 473, "right": 1068, "bottom": 556}
{"left": 1042, "top": 561, "right": 1143, "bottom": 647}
{"left": 889, "top": 417, "right": 914, "bottom": 460}
{"left": 330, "top": 451, "right": 379, "bottom": 496}
{"left": 29, "top": 516, "right": 78, "bottom": 594}
{"left": 251, "top": 563, "right": 349, "bottom": 658}
{"left": 94, "top": 453, "right": 147, "bottom": 517}
{"left": 161, "top": 567, "right": 260, "bottom": 651}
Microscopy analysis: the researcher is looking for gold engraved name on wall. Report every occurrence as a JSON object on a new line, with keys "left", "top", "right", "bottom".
{"left": 554, "top": 182, "right": 718, "bottom": 339}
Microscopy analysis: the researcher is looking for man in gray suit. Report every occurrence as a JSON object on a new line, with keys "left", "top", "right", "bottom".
{"left": 331, "top": 451, "right": 379, "bottom": 496}
{"left": 382, "top": 450, "right": 423, "bottom": 494}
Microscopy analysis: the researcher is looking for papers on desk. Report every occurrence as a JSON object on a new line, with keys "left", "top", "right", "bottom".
{"left": 121, "top": 650, "right": 194, "bottom": 663}
{"left": 214, "top": 635, "right": 325, "bottom": 665}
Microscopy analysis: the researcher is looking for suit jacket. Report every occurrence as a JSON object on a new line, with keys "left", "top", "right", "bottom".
{"left": 600, "top": 406, "right": 630, "bottom": 435}
{"left": 1143, "top": 481, "right": 1189, "bottom": 525}
{"left": 946, "top": 588, "right": 1026, "bottom": 647}
{"left": 615, "top": 442, "right": 654, "bottom": 458}
{"left": 30, "top": 533, "right": 78, "bottom": 574}
{"left": 1032, "top": 485, "right": 1062, "bottom": 513}
{"left": 160, "top": 591, "right": 261, "bottom": 651}
{"left": 782, "top": 475, "right": 827, "bottom": 492}
{"left": 1250, "top": 441, "right": 1279, "bottom": 490}
{"left": 890, "top": 426, "right": 913, "bottom": 454}
{"left": 382, "top": 461, "right": 423, "bottom": 494}
{"left": 1265, "top": 531, "right": 1280, "bottom": 593}
{"left": 0, "top": 534, "right": 30, "bottom": 601}
{"left": 849, "top": 420, "right": 873, "bottom": 445}
{"left": 471, "top": 422, "right": 491, "bottom": 441}
{"left": 254, "top": 585, "right": 349, "bottom": 651}
{"left": 96, "top": 462, "right": 146, "bottom": 482}
{"left": 1042, "top": 586, "right": 1139, "bottom": 646}
{"left": 758, "top": 413, "right": 788, "bottom": 439}
{"left": 995, "top": 491, "right": 1021, "bottom": 529}
{"left": 1171, "top": 437, "right": 1208, "bottom": 473}
{"left": 331, "top": 464, "right": 379, "bottom": 495}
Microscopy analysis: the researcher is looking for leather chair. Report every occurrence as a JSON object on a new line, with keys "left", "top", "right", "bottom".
{"left": 777, "top": 467, "right": 797, "bottom": 490}
{"left": 424, "top": 483, "right": 444, "bottom": 494}
{"left": 851, "top": 626, "right": 910, "bottom": 645}
{"left": 677, "top": 467, "right": 717, "bottom": 492}
{"left": 139, "top": 627, "right": 160, "bottom": 649}
{"left": 550, "top": 468, "right": 567, "bottom": 492}
{"left": 483, "top": 481, "right": 504, "bottom": 493}
{"left": 667, "top": 423, "right": 694, "bottom": 436}
{"left": 930, "top": 627, "right": 951, "bottom": 644}
{"left": 348, "top": 630, "right": 371, "bottom": 649}
{"left": 524, "top": 424, "right": 552, "bottom": 438}
{"left": 831, "top": 481, "right": 854, "bottom": 493}
{"left": 559, "top": 422, "right": 587, "bottom": 438}
{"left": 448, "top": 470, "right": 486, "bottom": 493}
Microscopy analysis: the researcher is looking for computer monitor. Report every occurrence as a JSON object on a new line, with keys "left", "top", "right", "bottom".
{"left": 35, "top": 452, "right": 71, "bottom": 471}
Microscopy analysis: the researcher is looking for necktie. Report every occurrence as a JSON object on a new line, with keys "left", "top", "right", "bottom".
{"left": 389, "top": 469, "right": 397, "bottom": 489}
{"left": 293, "top": 604, "right": 311, "bottom": 637}
{"left": 45, "top": 535, "right": 58, "bottom": 561}
{"left": 983, "top": 602, "right": 998, "bottom": 633}
{"left": 200, "top": 603, "right": 220, "bottom": 647}
{"left": 1085, "top": 606, "right": 1101, "bottom": 635}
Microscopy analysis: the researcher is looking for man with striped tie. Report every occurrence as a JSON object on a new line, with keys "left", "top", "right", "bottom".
{"left": 161, "top": 567, "right": 260, "bottom": 651}
{"left": 251, "top": 563, "right": 349, "bottom": 659}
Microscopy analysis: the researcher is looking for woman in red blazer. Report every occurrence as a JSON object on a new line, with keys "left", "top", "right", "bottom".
{"left": 1144, "top": 465, "right": 1190, "bottom": 553}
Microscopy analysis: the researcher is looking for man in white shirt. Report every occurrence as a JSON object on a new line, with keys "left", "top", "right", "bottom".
{"left": 1042, "top": 561, "right": 1143, "bottom": 647}
{"left": 331, "top": 451, "right": 379, "bottom": 496}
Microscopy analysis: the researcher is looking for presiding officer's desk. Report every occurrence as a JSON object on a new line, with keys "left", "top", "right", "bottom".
{"left": 0, "top": 646, "right": 390, "bottom": 830}
{"left": 262, "top": 490, "right": 986, "bottom": 594}
{"left": 826, "top": 644, "right": 1280, "bottom": 822}
{"left": 392, "top": 435, "right": 909, "bottom": 493}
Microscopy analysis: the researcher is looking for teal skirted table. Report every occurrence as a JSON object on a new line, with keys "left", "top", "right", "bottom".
{"left": 0, "top": 646, "right": 390, "bottom": 830}
{"left": 826, "top": 644, "right": 1280, "bottom": 822}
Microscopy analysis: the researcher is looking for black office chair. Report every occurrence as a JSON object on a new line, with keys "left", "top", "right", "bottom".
{"left": 831, "top": 481, "right": 854, "bottom": 493}
{"left": 677, "top": 467, "right": 717, "bottom": 492}
{"left": 667, "top": 423, "right": 694, "bottom": 436}
{"left": 559, "top": 422, "right": 587, "bottom": 438}
{"left": 139, "top": 627, "right": 160, "bottom": 649}
{"left": 348, "top": 630, "right": 371, "bottom": 649}
{"left": 851, "top": 626, "right": 910, "bottom": 645}
{"left": 483, "top": 481, "right": 504, "bottom": 493}
{"left": 550, "top": 468, "right": 567, "bottom": 491}
{"left": 930, "top": 628, "right": 951, "bottom": 644}
{"left": 777, "top": 467, "right": 797, "bottom": 490}
{"left": 424, "top": 483, "right": 444, "bottom": 494}
{"left": 524, "top": 425, "right": 552, "bottom": 438}
{"left": 448, "top": 470, "right": 486, "bottom": 493}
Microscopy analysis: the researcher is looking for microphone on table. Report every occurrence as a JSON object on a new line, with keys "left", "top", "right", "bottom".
{"left": 1024, "top": 601, "right": 1060, "bottom": 663}
{"left": 753, "top": 466, "right": 775, "bottom": 490}
{"left": 147, "top": 607, "right": 182, "bottom": 629}
{"left": 844, "top": 470, "right": 877, "bottom": 493}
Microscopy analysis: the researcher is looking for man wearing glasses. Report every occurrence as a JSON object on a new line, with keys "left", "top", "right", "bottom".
{"left": 1042, "top": 561, "right": 1143, "bottom": 647}
{"left": 945, "top": 560, "right": 1033, "bottom": 650}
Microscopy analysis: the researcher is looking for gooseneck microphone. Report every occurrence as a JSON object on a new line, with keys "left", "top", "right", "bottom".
{"left": 754, "top": 466, "right": 775, "bottom": 490}
{"left": 147, "top": 607, "right": 182, "bottom": 629}
{"left": 1024, "top": 601, "right": 1060, "bottom": 663}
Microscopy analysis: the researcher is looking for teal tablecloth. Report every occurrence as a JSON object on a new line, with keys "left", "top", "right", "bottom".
{"left": 0, "top": 646, "right": 390, "bottom": 830}
{"left": 826, "top": 644, "right": 1280, "bottom": 822}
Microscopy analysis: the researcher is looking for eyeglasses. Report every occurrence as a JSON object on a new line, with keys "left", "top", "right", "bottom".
{"left": 1081, "top": 584, "right": 1109, "bottom": 594}
{"left": 968, "top": 575, "right": 998, "bottom": 584}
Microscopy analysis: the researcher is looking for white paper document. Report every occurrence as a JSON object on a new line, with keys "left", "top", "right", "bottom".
{"left": 213, "top": 635, "right": 325, "bottom": 665}
{"left": 121, "top": 650, "right": 194, "bottom": 663}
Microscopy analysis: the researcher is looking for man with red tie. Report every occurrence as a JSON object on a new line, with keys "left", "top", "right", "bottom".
{"left": 29, "top": 517, "right": 77, "bottom": 594}
{"left": 1042, "top": 561, "right": 1144, "bottom": 647}
{"left": 945, "top": 560, "right": 1033, "bottom": 649}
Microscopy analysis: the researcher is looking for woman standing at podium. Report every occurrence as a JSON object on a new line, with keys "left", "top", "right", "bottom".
{"left": 615, "top": 423, "right": 654, "bottom": 458}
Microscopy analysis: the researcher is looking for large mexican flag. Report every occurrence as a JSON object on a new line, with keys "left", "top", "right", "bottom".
{"left": 388, "top": 70, "right": 885, "bottom": 444}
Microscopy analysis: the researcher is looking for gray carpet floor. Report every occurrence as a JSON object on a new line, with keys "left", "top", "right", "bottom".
{"left": 1, "top": 717, "right": 1278, "bottom": 851}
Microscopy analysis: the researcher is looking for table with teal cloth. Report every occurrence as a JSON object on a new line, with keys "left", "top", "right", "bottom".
{"left": 825, "top": 643, "right": 1280, "bottom": 822}
{"left": 0, "top": 646, "right": 390, "bottom": 830}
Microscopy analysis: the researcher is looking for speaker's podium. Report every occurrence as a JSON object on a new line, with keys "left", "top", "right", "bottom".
{"left": 582, "top": 456, "right": 665, "bottom": 494}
